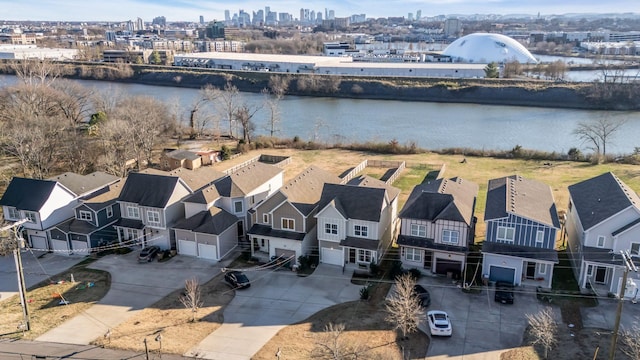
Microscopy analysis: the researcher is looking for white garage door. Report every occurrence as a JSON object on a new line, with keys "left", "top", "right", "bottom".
{"left": 198, "top": 243, "right": 217, "bottom": 260}
{"left": 30, "top": 235, "right": 48, "bottom": 250}
{"left": 178, "top": 240, "right": 197, "bottom": 257}
{"left": 321, "top": 248, "right": 343, "bottom": 266}
{"left": 51, "top": 239, "right": 69, "bottom": 254}
{"left": 71, "top": 240, "right": 89, "bottom": 254}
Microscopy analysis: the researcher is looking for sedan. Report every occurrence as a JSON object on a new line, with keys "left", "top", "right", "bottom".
{"left": 224, "top": 270, "right": 251, "bottom": 289}
{"left": 137, "top": 245, "right": 160, "bottom": 262}
{"left": 427, "top": 310, "right": 452, "bottom": 337}
{"left": 413, "top": 284, "right": 431, "bottom": 307}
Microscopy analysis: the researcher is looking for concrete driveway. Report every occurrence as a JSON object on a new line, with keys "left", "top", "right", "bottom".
{"left": 185, "top": 264, "right": 360, "bottom": 360}
{"left": 0, "top": 250, "right": 84, "bottom": 302}
{"left": 582, "top": 296, "right": 640, "bottom": 331}
{"left": 420, "top": 276, "right": 553, "bottom": 360}
{"left": 36, "top": 250, "right": 222, "bottom": 345}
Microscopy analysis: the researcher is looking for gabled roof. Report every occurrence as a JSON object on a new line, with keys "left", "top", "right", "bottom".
{"left": 317, "top": 183, "right": 387, "bottom": 222}
{"left": 167, "top": 167, "right": 226, "bottom": 192}
{"left": 400, "top": 177, "right": 478, "bottom": 225}
{"left": 48, "top": 171, "right": 119, "bottom": 196}
{"left": 166, "top": 149, "right": 201, "bottom": 161}
{"left": 0, "top": 177, "right": 59, "bottom": 211}
{"left": 484, "top": 175, "right": 560, "bottom": 228}
{"left": 81, "top": 179, "right": 125, "bottom": 211}
{"left": 397, "top": 234, "right": 468, "bottom": 252}
{"left": 568, "top": 172, "right": 640, "bottom": 231}
{"left": 347, "top": 175, "right": 401, "bottom": 202}
{"left": 183, "top": 184, "right": 221, "bottom": 205}
{"left": 216, "top": 162, "right": 282, "bottom": 197}
{"left": 118, "top": 172, "right": 184, "bottom": 208}
{"left": 281, "top": 166, "right": 341, "bottom": 204}
{"left": 172, "top": 207, "right": 238, "bottom": 235}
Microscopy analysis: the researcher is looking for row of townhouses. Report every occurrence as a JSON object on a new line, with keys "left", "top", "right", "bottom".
{"left": 2, "top": 158, "right": 639, "bottom": 299}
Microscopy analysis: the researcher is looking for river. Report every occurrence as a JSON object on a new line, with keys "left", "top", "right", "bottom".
{"left": 1, "top": 74, "right": 638, "bottom": 155}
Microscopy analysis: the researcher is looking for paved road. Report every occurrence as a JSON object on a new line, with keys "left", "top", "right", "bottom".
{"left": 185, "top": 264, "right": 360, "bottom": 360}
{"left": 36, "top": 251, "right": 224, "bottom": 345}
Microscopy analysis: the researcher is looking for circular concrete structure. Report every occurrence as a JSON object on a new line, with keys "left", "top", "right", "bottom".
{"left": 443, "top": 33, "right": 538, "bottom": 64}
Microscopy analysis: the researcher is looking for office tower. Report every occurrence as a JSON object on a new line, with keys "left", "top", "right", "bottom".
{"left": 416, "top": 10, "right": 422, "bottom": 20}
{"left": 136, "top": 17, "right": 143, "bottom": 31}
{"left": 408, "top": 13, "right": 414, "bottom": 21}
{"left": 224, "top": 10, "right": 231, "bottom": 22}
{"left": 199, "top": 15, "right": 204, "bottom": 24}
{"left": 328, "top": 10, "right": 335, "bottom": 20}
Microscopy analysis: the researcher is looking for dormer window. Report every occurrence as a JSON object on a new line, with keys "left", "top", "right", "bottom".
{"left": 79, "top": 210, "right": 93, "bottom": 222}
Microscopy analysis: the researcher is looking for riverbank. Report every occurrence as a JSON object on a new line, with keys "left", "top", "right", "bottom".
{"left": 2, "top": 61, "right": 639, "bottom": 110}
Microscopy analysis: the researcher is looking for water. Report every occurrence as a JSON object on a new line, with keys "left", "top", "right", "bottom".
{"left": 1, "top": 75, "right": 639, "bottom": 155}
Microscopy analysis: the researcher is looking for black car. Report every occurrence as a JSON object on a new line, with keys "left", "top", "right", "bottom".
{"left": 413, "top": 284, "right": 431, "bottom": 307}
{"left": 224, "top": 270, "right": 251, "bottom": 289}
{"left": 137, "top": 245, "right": 160, "bottom": 262}
{"left": 494, "top": 281, "right": 515, "bottom": 304}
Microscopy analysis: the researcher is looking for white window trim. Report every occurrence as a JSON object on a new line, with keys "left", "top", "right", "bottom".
{"left": 263, "top": 213, "right": 269, "bottom": 224}
{"left": 596, "top": 236, "right": 606, "bottom": 248}
{"left": 126, "top": 206, "right": 140, "bottom": 219}
{"left": 147, "top": 210, "right": 161, "bottom": 226}
{"left": 357, "top": 249, "right": 372, "bottom": 263}
{"left": 354, "top": 225, "right": 368, "bottom": 237}
{"left": 631, "top": 243, "right": 640, "bottom": 256}
{"left": 442, "top": 229, "right": 459, "bottom": 245}
{"left": 106, "top": 206, "right": 114, "bottom": 218}
{"left": 410, "top": 224, "right": 426, "bottom": 237}
{"left": 24, "top": 211, "right": 37, "bottom": 223}
{"left": 234, "top": 200, "right": 243, "bottom": 214}
{"left": 536, "top": 230, "right": 544, "bottom": 246}
{"left": 282, "top": 217, "right": 295, "bottom": 230}
{"left": 539, "top": 263, "right": 547, "bottom": 275}
{"left": 325, "top": 223, "right": 338, "bottom": 235}
{"left": 7, "top": 207, "right": 20, "bottom": 220}
{"left": 496, "top": 226, "right": 515, "bottom": 242}
{"left": 404, "top": 247, "right": 422, "bottom": 262}
{"left": 79, "top": 210, "right": 93, "bottom": 221}
{"left": 587, "top": 264, "right": 594, "bottom": 277}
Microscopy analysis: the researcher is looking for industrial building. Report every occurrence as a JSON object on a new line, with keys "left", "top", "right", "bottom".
{"left": 0, "top": 44, "right": 78, "bottom": 60}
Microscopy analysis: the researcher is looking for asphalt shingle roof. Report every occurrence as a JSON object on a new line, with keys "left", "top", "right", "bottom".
{"left": 482, "top": 241, "right": 559, "bottom": 263}
{"left": 484, "top": 175, "right": 560, "bottom": 228}
{"left": 118, "top": 172, "right": 182, "bottom": 208}
{"left": 400, "top": 177, "right": 478, "bottom": 225}
{"left": 248, "top": 223, "right": 306, "bottom": 241}
{"left": 0, "top": 177, "right": 59, "bottom": 211}
{"left": 172, "top": 207, "right": 238, "bottom": 235}
{"left": 48, "top": 171, "right": 119, "bottom": 196}
{"left": 215, "top": 162, "right": 282, "bottom": 197}
{"left": 568, "top": 172, "right": 640, "bottom": 231}
{"left": 340, "top": 236, "right": 379, "bottom": 251}
{"left": 397, "top": 234, "right": 468, "bottom": 252}
{"left": 317, "top": 183, "right": 387, "bottom": 222}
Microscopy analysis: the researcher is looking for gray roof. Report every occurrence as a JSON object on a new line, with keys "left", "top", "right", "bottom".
{"left": 248, "top": 223, "right": 306, "bottom": 241}
{"left": 612, "top": 218, "right": 640, "bottom": 236}
{"left": 118, "top": 172, "right": 183, "bottom": 208}
{"left": 184, "top": 184, "right": 221, "bottom": 204}
{"left": 317, "top": 183, "right": 387, "bottom": 222}
{"left": 53, "top": 217, "right": 99, "bottom": 235}
{"left": 114, "top": 218, "right": 145, "bottom": 229}
{"left": 397, "top": 234, "right": 468, "bottom": 252}
{"left": 482, "top": 241, "right": 559, "bottom": 263}
{"left": 347, "top": 175, "right": 401, "bottom": 202}
{"left": 340, "top": 236, "right": 379, "bottom": 251}
{"left": 281, "top": 166, "right": 341, "bottom": 204}
{"left": 400, "top": 177, "right": 478, "bottom": 225}
{"left": 48, "top": 171, "right": 119, "bottom": 196}
{"left": 172, "top": 207, "right": 238, "bottom": 235}
{"left": 0, "top": 177, "right": 59, "bottom": 211}
{"left": 215, "top": 162, "right": 283, "bottom": 197}
{"left": 568, "top": 172, "right": 640, "bottom": 231}
{"left": 82, "top": 179, "right": 125, "bottom": 211}
{"left": 166, "top": 149, "right": 201, "bottom": 161}
{"left": 167, "top": 167, "right": 226, "bottom": 192}
{"left": 484, "top": 175, "right": 560, "bottom": 228}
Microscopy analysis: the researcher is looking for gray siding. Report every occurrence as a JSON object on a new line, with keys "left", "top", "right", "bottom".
{"left": 175, "top": 229, "right": 196, "bottom": 242}
{"left": 49, "top": 228, "right": 67, "bottom": 241}
{"left": 273, "top": 202, "right": 304, "bottom": 232}
{"left": 217, "top": 225, "right": 238, "bottom": 259}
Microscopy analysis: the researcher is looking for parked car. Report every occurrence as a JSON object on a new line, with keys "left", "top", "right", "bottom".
{"left": 494, "top": 281, "right": 515, "bottom": 304}
{"left": 413, "top": 284, "right": 431, "bottom": 307}
{"left": 224, "top": 270, "right": 251, "bottom": 289}
{"left": 427, "top": 310, "right": 452, "bottom": 337}
{"left": 137, "top": 246, "right": 160, "bottom": 262}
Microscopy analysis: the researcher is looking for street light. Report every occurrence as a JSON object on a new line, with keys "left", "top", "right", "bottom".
{"left": 609, "top": 250, "right": 638, "bottom": 360}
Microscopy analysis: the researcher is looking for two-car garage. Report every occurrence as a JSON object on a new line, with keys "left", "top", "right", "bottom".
{"left": 178, "top": 239, "right": 218, "bottom": 261}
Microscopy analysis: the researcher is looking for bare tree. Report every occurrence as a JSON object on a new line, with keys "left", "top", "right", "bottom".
{"left": 11, "top": 58, "right": 62, "bottom": 87}
{"left": 385, "top": 273, "right": 423, "bottom": 340}
{"left": 525, "top": 307, "right": 558, "bottom": 359}
{"left": 234, "top": 103, "right": 262, "bottom": 144}
{"left": 620, "top": 321, "right": 640, "bottom": 360}
{"left": 268, "top": 74, "right": 290, "bottom": 97}
{"left": 573, "top": 116, "right": 626, "bottom": 163}
{"left": 213, "top": 82, "right": 241, "bottom": 139}
{"left": 311, "top": 322, "right": 368, "bottom": 359}
{"left": 180, "top": 278, "right": 203, "bottom": 322}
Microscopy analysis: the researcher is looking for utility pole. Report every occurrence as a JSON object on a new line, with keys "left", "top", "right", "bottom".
{"left": 1, "top": 219, "right": 30, "bottom": 332}
{"left": 609, "top": 250, "right": 638, "bottom": 360}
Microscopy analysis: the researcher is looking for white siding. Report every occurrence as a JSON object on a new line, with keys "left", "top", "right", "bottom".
{"left": 585, "top": 207, "right": 639, "bottom": 249}
{"left": 39, "top": 184, "right": 77, "bottom": 230}
{"left": 349, "top": 219, "right": 379, "bottom": 240}
{"left": 267, "top": 238, "right": 302, "bottom": 259}
{"left": 317, "top": 205, "right": 346, "bottom": 243}
{"left": 245, "top": 173, "right": 284, "bottom": 205}
{"left": 184, "top": 202, "right": 209, "bottom": 219}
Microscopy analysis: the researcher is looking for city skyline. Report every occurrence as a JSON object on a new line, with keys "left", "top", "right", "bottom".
{"left": 0, "top": 0, "right": 638, "bottom": 22}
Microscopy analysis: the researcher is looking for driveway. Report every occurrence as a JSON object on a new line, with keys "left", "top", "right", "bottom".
{"left": 582, "top": 296, "right": 640, "bottom": 331}
{"left": 185, "top": 264, "right": 360, "bottom": 360}
{"left": 36, "top": 250, "right": 223, "bottom": 345}
{"left": 420, "top": 276, "right": 554, "bottom": 360}
{"left": 0, "top": 250, "right": 84, "bottom": 302}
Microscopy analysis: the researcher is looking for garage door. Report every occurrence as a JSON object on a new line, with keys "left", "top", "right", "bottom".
{"left": 435, "top": 259, "right": 462, "bottom": 275}
{"left": 489, "top": 266, "right": 516, "bottom": 284}
{"left": 275, "top": 248, "right": 296, "bottom": 262}
{"left": 71, "top": 240, "right": 88, "bottom": 254}
{"left": 30, "top": 235, "right": 48, "bottom": 250}
{"left": 178, "top": 240, "right": 197, "bottom": 257}
{"left": 198, "top": 243, "right": 217, "bottom": 260}
{"left": 51, "top": 239, "right": 69, "bottom": 254}
{"left": 321, "top": 248, "right": 343, "bottom": 266}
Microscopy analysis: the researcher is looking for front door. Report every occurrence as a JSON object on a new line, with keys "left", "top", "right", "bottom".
{"left": 526, "top": 262, "right": 536, "bottom": 279}
{"left": 349, "top": 248, "right": 356, "bottom": 263}
{"left": 595, "top": 267, "right": 607, "bottom": 284}
{"left": 424, "top": 250, "right": 433, "bottom": 271}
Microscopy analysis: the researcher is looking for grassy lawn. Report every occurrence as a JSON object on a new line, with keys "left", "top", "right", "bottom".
{"left": 0, "top": 258, "right": 110, "bottom": 340}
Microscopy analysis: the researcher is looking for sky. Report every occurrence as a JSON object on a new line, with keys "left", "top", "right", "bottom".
{"left": 1, "top": 0, "right": 638, "bottom": 22}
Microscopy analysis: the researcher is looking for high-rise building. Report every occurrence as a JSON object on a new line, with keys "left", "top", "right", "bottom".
{"left": 299, "top": 8, "right": 305, "bottom": 22}
{"left": 199, "top": 15, "right": 204, "bottom": 24}
{"left": 152, "top": 16, "right": 166, "bottom": 27}
{"left": 253, "top": 10, "right": 264, "bottom": 25}
{"left": 224, "top": 10, "right": 231, "bottom": 23}
{"left": 136, "top": 17, "right": 144, "bottom": 31}
{"left": 328, "top": 10, "right": 335, "bottom": 20}
{"left": 416, "top": 10, "right": 422, "bottom": 20}
{"left": 408, "top": 13, "right": 414, "bottom": 21}
{"left": 105, "top": 31, "right": 117, "bottom": 42}
{"left": 310, "top": 10, "right": 315, "bottom": 24}
{"left": 444, "top": 18, "right": 462, "bottom": 37}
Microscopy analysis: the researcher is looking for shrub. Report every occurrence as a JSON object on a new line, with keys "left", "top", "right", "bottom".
{"left": 389, "top": 260, "right": 404, "bottom": 280}
{"left": 408, "top": 268, "right": 422, "bottom": 280}
{"left": 369, "top": 262, "right": 380, "bottom": 277}
{"left": 298, "top": 255, "right": 310, "bottom": 270}
{"left": 360, "top": 284, "right": 372, "bottom": 300}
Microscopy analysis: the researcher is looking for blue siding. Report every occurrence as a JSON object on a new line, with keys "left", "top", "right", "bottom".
{"left": 485, "top": 214, "right": 557, "bottom": 249}
{"left": 75, "top": 204, "right": 98, "bottom": 227}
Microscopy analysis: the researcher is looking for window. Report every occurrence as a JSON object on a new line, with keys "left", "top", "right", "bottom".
{"left": 496, "top": 226, "right": 515, "bottom": 242}
{"left": 631, "top": 243, "right": 640, "bottom": 256}
{"left": 587, "top": 265, "right": 594, "bottom": 277}
{"left": 126, "top": 228, "right": 139, "bottom": 241}
{"left": 536, "top": 230, "right": 545, "bottom": 246}
{"left": 539, "top": 263, "right": 547, "bottom": 275}
{"left": 147, "top": 210, "right": 161, "bottom": 225}
{"left": 263, "top": 213, "right": 270, "bottom": 224}
{"left": 106, "top": 206, "right": 114, "bottom": 218}
{"left": 404, "top": 248, "right": 422, "bottom": 262}
{"left": 354, "top": 225, "right": 368, "bottom": 237}
{"left": 24, "top": 211, "right": 37, "bottom": 223}
{"left": 282, "top": 218, "right": 294, "bottom": 230}
{"left": 325, "top": 223, "right": 338, "bottom": 235}
{"left": 234, "top": 200, "right": 243, "bottom": 213}
{"left": 126, "top": 206, "right": 140, "bottom": 219}
{"left": 596, "top": 236, "right": 606, "bottom": 248}
{"left": 79, "top": 210, "right": 93, "bottom": 221}
{"left": 410, "top": 224, "right": 426, "bottom": 237}
{"left": 7, "top": 207, "right": 20, "bottom": 220}
{"left": 357, "top": 249, "right": 372, "bottom": 263}
{"left": 442, "top": 230, "right": 459, "bottom": 245}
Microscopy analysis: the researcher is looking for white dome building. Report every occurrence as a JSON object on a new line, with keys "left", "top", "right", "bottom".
{"left": 442, "top": 33, "right": 538, "bottom": 64}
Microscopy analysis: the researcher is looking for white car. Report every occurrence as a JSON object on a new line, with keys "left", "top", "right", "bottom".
{"left": 427, "top": 310, "right": 452, "bottom": 337}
